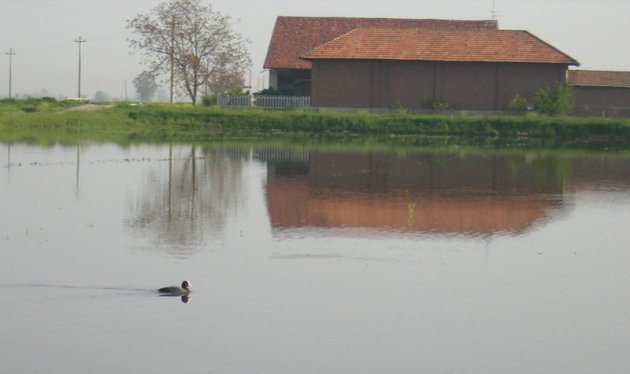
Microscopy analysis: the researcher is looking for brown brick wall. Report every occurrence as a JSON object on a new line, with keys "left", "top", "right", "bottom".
{"left": 497, "top": 64, "right": 567, "bottom": 108}
{"left": 573, "top": 86, "right": 630, "bottom": 117}
{"left": 385, "top": 62, "right": 435, "bottom": 105}
{"left": 311, "top": 60, "right": 568, "bottom": 111}
{"left": 436, "top": 63, "right": 497, "bottom": 109}
{"left": 311, "top": 60, "right": 374, "bottom": 107}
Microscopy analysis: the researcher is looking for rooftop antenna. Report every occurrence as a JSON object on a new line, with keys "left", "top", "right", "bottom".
{"left": 491, "top": 0, "right": 498, "bottom": 21}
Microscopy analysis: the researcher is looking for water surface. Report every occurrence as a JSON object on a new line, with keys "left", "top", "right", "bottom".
{"left": 1, "top": 142, "right": 629, "bottom": 373}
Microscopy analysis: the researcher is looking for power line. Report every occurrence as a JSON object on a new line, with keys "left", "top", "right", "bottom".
{"left": 15, "top": 31, "right": 127, "bottom": 57}
{"left": 11, "top": 0, "right": 132, "bottom": 22}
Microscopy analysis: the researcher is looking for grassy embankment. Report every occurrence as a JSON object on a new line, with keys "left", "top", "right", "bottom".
{"left": 1, "top": 99, "right": 630, "bottom": 149}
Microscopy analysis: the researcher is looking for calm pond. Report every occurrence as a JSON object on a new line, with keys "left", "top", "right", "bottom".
{"left": 1, "top": 141, "right": 629, "bottom": 373}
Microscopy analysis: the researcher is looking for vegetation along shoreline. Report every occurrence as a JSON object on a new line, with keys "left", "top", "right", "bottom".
{"left": 1, "top": 99, "right": 630, "bottom": 147}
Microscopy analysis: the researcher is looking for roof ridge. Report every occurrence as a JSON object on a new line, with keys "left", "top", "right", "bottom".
{"left": 302, "top": 28, "right": 362, "bottom": 58}
{"left": 276, "top": 15, "right": 497, "bottom": 22}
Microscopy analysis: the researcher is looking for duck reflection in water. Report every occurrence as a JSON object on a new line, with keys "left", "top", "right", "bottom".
{"left": 158, "top": 280, "right": 191, "bottom": 303}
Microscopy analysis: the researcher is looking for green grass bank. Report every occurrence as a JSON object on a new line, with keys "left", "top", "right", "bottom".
{"left": 1, "top": 101, "right": 630, "bottom": 147}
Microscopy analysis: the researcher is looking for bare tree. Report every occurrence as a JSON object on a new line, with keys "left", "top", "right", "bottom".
{"left": 127, "top": 0, "right": 251, "bottom": 105}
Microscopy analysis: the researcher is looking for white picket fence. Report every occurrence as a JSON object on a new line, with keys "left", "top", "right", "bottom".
{"left": 217, "top": 94, "right": 310, "bottom": 109}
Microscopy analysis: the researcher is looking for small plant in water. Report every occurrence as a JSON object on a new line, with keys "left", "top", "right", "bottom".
{"left": 405, "top": 190, "right": 416, "bottom": 229}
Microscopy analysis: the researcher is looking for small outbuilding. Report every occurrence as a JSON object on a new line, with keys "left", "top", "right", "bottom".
{"left": 300, "top": 28, "right": 579, "bottom": 111}
{"left": 568, "top": 70, "right": 630, "bottom": 117}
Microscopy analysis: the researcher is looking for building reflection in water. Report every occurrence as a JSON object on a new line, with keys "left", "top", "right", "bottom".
{"left": 125, "top": 144, "right": 630, "bottom": 245}
{"left": 264, "top": 150, "right": 574, "bottom": 237}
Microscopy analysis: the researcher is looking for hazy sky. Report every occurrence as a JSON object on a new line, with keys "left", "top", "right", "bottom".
{"left": 1, "top": 0, "right": 628, "bottom": 99}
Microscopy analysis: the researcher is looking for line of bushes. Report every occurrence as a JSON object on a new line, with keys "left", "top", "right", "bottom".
{"left": 120, "top": 103, "right": 630, "bottom": 140}
{"left": 0, "top": 97, "right": 84, "bottom": 113}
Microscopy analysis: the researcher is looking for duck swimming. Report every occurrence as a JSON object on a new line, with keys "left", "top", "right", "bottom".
{"left": 158, "top": 280, "right": 191, "bottom": 296}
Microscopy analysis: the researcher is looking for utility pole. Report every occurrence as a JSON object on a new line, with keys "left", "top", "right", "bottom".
{"left": 74, "top": 37, "right": 87, "bottom": 98}
{"left": 6, "top": 48, "right": 16, "bottom": 98}
{"left": 170, "top": 15, "right": 175, "bottom": 103}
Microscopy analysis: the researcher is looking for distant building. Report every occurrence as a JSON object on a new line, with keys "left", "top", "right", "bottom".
{"left": 568, "top": 70, "right": 630, "bottom": 117}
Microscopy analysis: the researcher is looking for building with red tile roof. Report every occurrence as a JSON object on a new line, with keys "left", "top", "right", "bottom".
{"left": 263, "top": 16, "right": 629, "bottom": 116}
{"left": 569, "top": 70, "right": 630, "bottom": 88}
{"left": 299, "top": 27, "right": 577, "bottom": 111}
{"left": 264, "top": 16, "right": 497, "bottom": 95}
{"left": 568, "top": 70, "right": 630, "bottom": 117}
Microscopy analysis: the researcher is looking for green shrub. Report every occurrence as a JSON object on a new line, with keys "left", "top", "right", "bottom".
{"left": 533, "top": 84, "right": 575, "bottom": 116}
{"left": 256, "top": 86, "right": 296, "bottom": 96}
{"left": 393, "top": 107, "right": 412, "bottom": 115}
{"left": 36, "top": 101, "right": 51, "bottom": 112}
{"left": 425, "top": 98, "right": 450, "bottom": 110}
{"left": 508, "top": 94, "right": 530, "bottom": 113}
{"left": 202, "top": 94, "right": 217, "bottom": 106}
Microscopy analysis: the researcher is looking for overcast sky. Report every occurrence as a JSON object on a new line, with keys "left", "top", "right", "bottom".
{"left": 1, "top": 0, "right": 628, "bottom": 99}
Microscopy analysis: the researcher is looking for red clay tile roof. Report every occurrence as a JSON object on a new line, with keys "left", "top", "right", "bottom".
{"left": 263, "top": 16, "right": 498, "bottom": 70}
{"left": 301, "top": 28, "right": 579, "bottom": 65}
{"left": 568, "top": 70, "right": 630, "bottom": 88}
